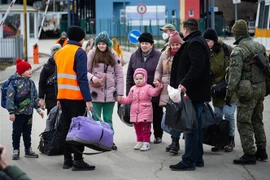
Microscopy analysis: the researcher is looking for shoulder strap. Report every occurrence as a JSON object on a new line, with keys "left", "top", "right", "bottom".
{"left": 71, "top": 144, "right": 103, "bottom": 155}
{"left": 240, "top": 42, "right": 255, "bottom": 58}
{"left": 222, "top": 43, "right": 230, "bottom": 57}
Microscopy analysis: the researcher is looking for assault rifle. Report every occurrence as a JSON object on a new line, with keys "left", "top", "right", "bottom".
{"left": 250, "top": 54, "right": 270, "bottom": 78}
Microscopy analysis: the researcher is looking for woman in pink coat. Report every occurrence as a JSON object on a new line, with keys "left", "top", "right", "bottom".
{"left": 87, "top": 31, "right": 124, "bottom": 150}
{"left": 118, "top": 68, "right": 163, "bottom": 151}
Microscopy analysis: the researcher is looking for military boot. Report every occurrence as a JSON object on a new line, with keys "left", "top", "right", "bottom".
{"left": 170, "top": 138, "right": 180, "bottom": 155}
{"left": 233, "top": 153, "right": 256, "bottom": 165}
{"left": 256, "top": 148, "right": 268, "bottom": 161}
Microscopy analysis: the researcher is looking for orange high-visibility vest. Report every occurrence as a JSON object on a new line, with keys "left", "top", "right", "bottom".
{"left": 54, "top": 44, "right": 83, "bottom": 100}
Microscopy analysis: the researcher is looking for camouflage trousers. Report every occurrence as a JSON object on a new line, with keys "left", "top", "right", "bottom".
{"left": 237, "top": 83, "right": 267, "bottom": 155}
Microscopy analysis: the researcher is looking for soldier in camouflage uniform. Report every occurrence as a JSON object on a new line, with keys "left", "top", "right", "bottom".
{"left": 225, "top": 19, "right": 268, "bottom": 164}
{"left": 160, "top": 24, "right": 181, "bottom": 52}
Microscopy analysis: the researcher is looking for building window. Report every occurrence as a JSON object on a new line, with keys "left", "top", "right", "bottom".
{"left": 165, "top": 9, "right": 168, "bottom": 24}
{"left": 189, "top": 9, "right": 194, "bottom": 17}
{"left": 120, "top": 9, "right": 126, "bottom": 24}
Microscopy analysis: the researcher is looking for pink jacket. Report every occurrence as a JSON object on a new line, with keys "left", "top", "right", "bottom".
{"left": 87, "top": 48, "right": 124, "bottom": 102}
{"left": 120, "top": 68, "right": 163, "bottom": 123}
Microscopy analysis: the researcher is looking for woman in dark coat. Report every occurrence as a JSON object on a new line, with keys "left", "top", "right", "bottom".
{"left": 38, "top": 44, "right": 61, "bottom": 114}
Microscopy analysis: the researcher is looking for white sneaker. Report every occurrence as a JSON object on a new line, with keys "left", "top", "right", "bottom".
{"left": 140, "top": 142, "right": 150, "bottom": 151}
{"left": 134, "top": 142, "right": 143, "bottom": 150}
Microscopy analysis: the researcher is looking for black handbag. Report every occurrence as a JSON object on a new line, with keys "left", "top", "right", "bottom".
{"left": 211, "top": 80, "right": 227, "bottom": 98}
{"left": 117, "top": 103, "right": 133, "bottom": 127}
{"left": 165, "top": 93, "right": 197, "bottom": 132}
{"left": 38, "top": 129, "right": 63, "bottom": 156}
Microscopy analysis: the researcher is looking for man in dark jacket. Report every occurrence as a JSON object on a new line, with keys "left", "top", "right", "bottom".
{"left": 169, "top": 18, "right": 211, "bottom": 171}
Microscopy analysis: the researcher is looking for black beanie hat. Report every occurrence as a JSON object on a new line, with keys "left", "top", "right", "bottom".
{"left": 138, "top": 32, "right": 154, "bottom": 44}
{"left": 203, "top": 28, "right": 218, "bottom": 42}
{"left": 67, "top": 26, "right": 85, "bottom": 42}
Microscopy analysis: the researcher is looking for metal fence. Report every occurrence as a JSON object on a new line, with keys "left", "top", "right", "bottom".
{"left": 82, "top": 17, "right": 226, "bottom": 51}
{"left": 82, "top": 18, "right": 183, "bottom": 50}
{"left": 0, "top": 35, "right": 23, "bottom": 63}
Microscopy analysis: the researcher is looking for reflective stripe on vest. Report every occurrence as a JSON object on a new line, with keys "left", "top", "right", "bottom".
{"left": 54, "top": 44, "right": 84, "bottom": 100}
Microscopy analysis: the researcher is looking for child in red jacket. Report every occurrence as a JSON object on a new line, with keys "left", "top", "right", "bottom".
{"left": 118, "top": 68, "right": 163, "bottom": 151}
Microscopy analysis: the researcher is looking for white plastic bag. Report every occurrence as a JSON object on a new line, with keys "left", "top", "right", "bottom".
{"left": 167, "top": 85, "right": 181, "bottom": 103}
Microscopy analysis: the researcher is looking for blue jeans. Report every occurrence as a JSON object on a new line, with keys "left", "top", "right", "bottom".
{"left": 181, "top": 103, "right": 204, "bottom": 167}
{"left": 214, "top": 102, "right": 236, "bottom": 136}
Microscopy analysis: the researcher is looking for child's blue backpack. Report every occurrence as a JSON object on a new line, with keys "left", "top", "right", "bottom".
{"left": 1, "top": 78, "right": 16, "bottom": 109}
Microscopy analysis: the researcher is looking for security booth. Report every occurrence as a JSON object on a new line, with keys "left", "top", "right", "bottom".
{"left": 0, "top": 4, "right": 38, "bottom": 60}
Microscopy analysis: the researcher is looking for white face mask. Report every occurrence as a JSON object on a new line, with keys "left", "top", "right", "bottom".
{"left": 162, "top": 32, "right": 169, "bottom": 40}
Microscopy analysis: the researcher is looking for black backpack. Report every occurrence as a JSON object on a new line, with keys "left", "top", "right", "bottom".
{"left": 38, "top": 107, "right": 63, "bottom": 156}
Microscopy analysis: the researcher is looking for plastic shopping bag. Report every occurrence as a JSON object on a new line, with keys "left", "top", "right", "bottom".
{"left": 167, "top": 85, "right": 181, "bottom": 103}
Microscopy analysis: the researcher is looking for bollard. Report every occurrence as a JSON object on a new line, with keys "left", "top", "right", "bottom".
{"left": 33, "top": 43, "right": 39, "bottom": 64}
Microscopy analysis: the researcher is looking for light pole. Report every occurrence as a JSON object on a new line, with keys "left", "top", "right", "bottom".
{"left": 211, "top": 0, "right": 215, "bottom": 29}
{"left": 23, "top": 0, "right": 28, "bottom": 61}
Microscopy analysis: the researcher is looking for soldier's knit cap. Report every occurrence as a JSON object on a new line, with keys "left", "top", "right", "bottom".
{"left": 160, "top": 24, "right": 176, "bottom": 31}
{"left": 232, "top": 19, "right": 248, "bottom": 35}
{"left": 95, "top": 31, "right": 110, "bottom": 46}
{"left": 138, "top": 32, "right": 154, "bottom": 44}
{"left": 203, "top": 28, "right": 218, "bottom": 43}
{"left": 67, "top": 26, "right": 85, "bottom": 42}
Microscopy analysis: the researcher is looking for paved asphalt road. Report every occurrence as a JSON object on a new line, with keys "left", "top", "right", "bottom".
{"left": 0, "top": 37, "right": 269, "bottom": 180}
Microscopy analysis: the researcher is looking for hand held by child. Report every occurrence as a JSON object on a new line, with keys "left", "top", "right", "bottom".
{"left": 9, "top": 114, "right": 15, "bottom": 121}
{"left": 153, "top": 80, "right": 160, "bottom": 87}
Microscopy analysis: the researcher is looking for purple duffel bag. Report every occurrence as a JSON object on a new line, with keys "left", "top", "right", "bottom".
{"left": 66, "top": 112, "right": 113, "bottom": 152}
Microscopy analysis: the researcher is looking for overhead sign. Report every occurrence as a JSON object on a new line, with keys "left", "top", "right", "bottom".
{"left": 126, "top": 5, "right": 165, "bottom": 26}
{"left": 137, "top": 4, "right": 147, "bottom": 14}
{"left": 209, "top": 7, "right": 218, "bottom": 12}
{"left": 232, "top": 0, "right": 241, "bottom": 4}
{"left": 128, "top": 30, "right": 141, "bottom": 44}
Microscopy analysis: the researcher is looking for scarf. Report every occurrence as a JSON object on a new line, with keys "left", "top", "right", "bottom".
{"left": 170, "top": 49, "right": 178, "bottom": 56}
{"left": 142, "top": 48, "right": 153, "bottom": 61}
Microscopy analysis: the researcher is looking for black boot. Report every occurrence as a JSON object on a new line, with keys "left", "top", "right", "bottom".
{"left": 224, "top": 136, "right": 235, "bottom": 152}
{"left": 170, "top": 138, "right": 180, "bottom": 155}
{"left": 233, "top": 153, "right": 256, "bottom": 165}
{"left": 166, "top": 143, "right": 173, "bottom": 152}
{"left": 256, "top": 148, "right": 268, "bottom": 161}
{"left": 166, "top": 136, "right": 174, "bottom": 152}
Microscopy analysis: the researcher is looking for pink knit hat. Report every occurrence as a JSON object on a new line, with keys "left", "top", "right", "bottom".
{"left": 133, "top": 68, "right": 148, "bottom": 85}
{"left": 169, "top": 32, "right": 183, "bottom": 45}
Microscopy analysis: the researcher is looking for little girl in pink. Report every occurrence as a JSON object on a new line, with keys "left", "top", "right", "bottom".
{"left": 118, "top": 68, "right": 163, "bottom": 151}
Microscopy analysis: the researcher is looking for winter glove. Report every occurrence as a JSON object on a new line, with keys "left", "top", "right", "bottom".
{"left": 224, "top": 89, "right": 232, "bottom": 107}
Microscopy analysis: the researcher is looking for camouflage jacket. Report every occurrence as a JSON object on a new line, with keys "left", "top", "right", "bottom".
{"left": 227, "top": 36, "right": 267, "bottom": 95}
